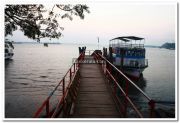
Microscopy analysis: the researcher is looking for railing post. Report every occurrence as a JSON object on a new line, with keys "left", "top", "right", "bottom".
{"left": 46, "top": 99, "right": 50, "bottom": 118}
{"left": 74, "top": 63, "right": 75, "bottom": 73}
{"left": 148, "top": 100, "right": 155, "bottom": 118}
{"left": 106, "top": 61, "right": 109, "bottom": 75}
{"left": 76, "top": 60, "right": 78, "bottom": 70}
{"left": 114, "top": 82, "right": 117, "bottom": 97}
{"left": 63, "top": 78, "right": 65, "bottom": 97}
{"left": 62, "top": 78, "right": 65, "bottom": 117}
{"left": 110, "top": 64, "right": 112, "bottom": 76}
{"left": 77, "top": 55, "right": 80, "bottom": 68}
{"left": 70, "top": 68, "right": 72, "bottom": 82}
{"left": 124, "top": 79, "right": 129, "bottom": 117}
{"left": 103, "top": 60, "right": 106, "bottom": 74}
{"left": 102, "top": 60, "right": 105, "bottom": 73}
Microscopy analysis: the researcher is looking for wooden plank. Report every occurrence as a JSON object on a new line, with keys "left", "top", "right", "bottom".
{"left": 72, "top": 114, "right": 120, "bottom": 118}
{"left": 75, "top": 101, "right": 116, "bottom": 108}
{"left": 71, "top": 56, "right": 120, "bottom": 118}
{"left": 73, "top": 107, "right": 119, "bottom": 116}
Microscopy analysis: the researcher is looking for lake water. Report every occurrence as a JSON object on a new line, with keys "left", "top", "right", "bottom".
{"left": 5, "top": 43, "right": 175, "bottom": 118}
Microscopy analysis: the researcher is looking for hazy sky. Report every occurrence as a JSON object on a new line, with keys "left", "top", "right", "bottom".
{"left": 7, "top": 2, "right": 176, "bottom": 46}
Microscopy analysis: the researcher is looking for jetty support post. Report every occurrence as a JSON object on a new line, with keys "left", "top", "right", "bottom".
{"left": 102, "top": 58, "right": 106, "bottom": 74}
{"left": 148, "top": 99, "right": 155, "bottom": 118}
{"left": 70, "top": 68, "right": 72, "bottom": 82}
{"left": 109, "top": 47, "right": 113, "bottom": 63}
{"left": 46, "top": 99, "right": 50, "bottom": 117}
{"left": 62, "top": 78, "right": 65, "bottom": 116}
{"left": 77, "top": 54, "right": 81, "bottom": 68}
{"left": 124, "top": 79, "right": 129, "bottom": 117}
{"left": 73, "top": 63, "right": 75, "bottom": 73}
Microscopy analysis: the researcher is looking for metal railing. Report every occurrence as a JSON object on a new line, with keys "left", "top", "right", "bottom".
{"left": 85, "top": 50, "right": 94, "bottom": 56}
{"left": 33, "top": 53, "right": 85, "bottom": 118}
{"left": 93, "top": 52, "right": 155, "bottom": 118}
{"left": 34, "top": 50, "right": 155, "bottom": 118}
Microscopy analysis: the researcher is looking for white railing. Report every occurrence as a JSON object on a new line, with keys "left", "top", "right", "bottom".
{"left": 123, "top": 59, "right": 148, "bottom": 68}
{"left": 110, "top": 43, "right": 144, "bottom": 48}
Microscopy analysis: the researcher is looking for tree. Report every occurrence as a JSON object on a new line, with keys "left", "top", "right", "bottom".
{"left": 5, "top": 4, "right": 90, "bottom": 42}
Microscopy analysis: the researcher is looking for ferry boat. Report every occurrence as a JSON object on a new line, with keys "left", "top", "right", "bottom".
{"left": 108, "top": 36, "right": 148, "bottom": 79}
{"left": 5, "top": 40, "right": 14, "bottom": 60}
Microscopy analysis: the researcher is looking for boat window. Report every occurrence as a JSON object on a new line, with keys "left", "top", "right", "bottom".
{"left": 116, "top": 47, "right": 119, "bottom": 54}
{"left": 137, "top": 51, "right": 140, "bottom": 57}
{"left": 125, "top": 51, "right": 127, "bottom": 56}
{"left": 132, "top": 51, "right": 134, "bottom": 56}
{"left": 128, "top": 51, "right": 131, "bottom": 56}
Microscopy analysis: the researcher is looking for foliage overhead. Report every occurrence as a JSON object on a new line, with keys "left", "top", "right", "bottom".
{"left": 5, "top": 4, "right": 90, "bottom": 42}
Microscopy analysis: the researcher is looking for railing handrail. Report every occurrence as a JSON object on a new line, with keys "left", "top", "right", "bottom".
{"left": 51, "top": 67, "right": 80, "bottom": 117}
{"left": 85, "top": 50, "right": 95, "bottom": 51}
{"left": 34, "top": 51, "right": 154, "bottom": 118}
{"left": 93, "top": 52, "right": 155, "bottom": 117}
{"left": 105, "top": 69, "right": 143, "bottom": 117}
{"left": 33, "top": 53, "right": 84, "bottom": 118}
{"left": 96, "top": 53, "right": 152, "bottom": 101}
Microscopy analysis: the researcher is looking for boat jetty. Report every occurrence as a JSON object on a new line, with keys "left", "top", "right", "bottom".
{"left": 33, "top": 36, "right": 174, "bottom": 118}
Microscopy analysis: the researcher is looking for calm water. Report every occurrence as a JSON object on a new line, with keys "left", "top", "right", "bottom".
{"left": 5, "top": 43, "right": 175, "bottom": 118}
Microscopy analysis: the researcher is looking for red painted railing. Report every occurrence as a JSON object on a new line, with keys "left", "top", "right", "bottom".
{"left": 34, "top": 50, "right": 155, "bottom": 118}
{"left": 93, "top": 52, "right": 155, "bottom": 118}
{"left": 33, "top": 53, "right": 85, "bottom": 118}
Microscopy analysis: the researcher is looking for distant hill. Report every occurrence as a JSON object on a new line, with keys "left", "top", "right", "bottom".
{"left": 160, "top": 42, "right": 175, "bottom": 50}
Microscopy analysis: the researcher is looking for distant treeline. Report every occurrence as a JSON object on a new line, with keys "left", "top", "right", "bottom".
{"left": 12, "top": 42, "right": 175, "bottom": 50}
{"left": 13, "top": 42, "right": 61, "bottom": 44}
{"left": 160, "top": 42, "right": 175, "bottom": 50}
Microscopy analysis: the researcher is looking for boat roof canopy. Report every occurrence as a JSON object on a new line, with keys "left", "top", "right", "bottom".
{"left": 110, "top": 36, "right": 144, "bottom": 42}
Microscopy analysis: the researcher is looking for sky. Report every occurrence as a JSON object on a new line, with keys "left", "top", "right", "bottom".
{"left": 6, "top": 2, "right": 176, "bottom": 46}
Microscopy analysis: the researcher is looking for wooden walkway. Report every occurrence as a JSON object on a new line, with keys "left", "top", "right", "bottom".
{"left": 34, "top": 53, "right": 155, "bottom": 118}
{"left": 71, "top": 56, "right": 120, "bottom": 118}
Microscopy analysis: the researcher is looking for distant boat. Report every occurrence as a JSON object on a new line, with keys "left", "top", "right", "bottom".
{"left": 5, "top": 40, "right": 14, "bottom": 60}
{"left": 108, "top": 36, "right": 148, "bottom": 79}
{"left": 44, "top": 43, "right": 48, "bottom": 47}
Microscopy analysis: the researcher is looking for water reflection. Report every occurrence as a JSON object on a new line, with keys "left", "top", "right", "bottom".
{"left": 5, "top": 59, "right": 14, "bottom": 67}
{"left": 5, "top": 45, "right": 175, "bottom": 118}
{"left": 121, "top": 77, "right": 147, "bottom": 99}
